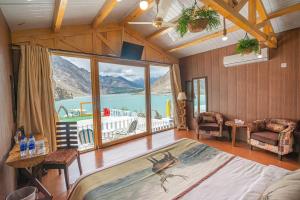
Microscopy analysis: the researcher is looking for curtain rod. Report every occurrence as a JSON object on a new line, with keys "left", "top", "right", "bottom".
{"left": 11, "top": 45, "right": 173, "bottom": 67}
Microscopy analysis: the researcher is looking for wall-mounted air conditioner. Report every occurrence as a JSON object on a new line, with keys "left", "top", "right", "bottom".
{"left": 223, "top": 48, "right": 269, "bottom": 67}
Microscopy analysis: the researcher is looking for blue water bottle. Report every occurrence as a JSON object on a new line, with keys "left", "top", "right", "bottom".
{"left": 28, "top": 134, "right": 36, "bottom": 157}
{"left": 20, "top": 135, "right": 27, "bottom": 158}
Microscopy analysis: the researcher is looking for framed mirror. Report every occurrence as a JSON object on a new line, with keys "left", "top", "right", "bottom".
{"left": 192, "top": 77, "right": 208, "bottom": 117}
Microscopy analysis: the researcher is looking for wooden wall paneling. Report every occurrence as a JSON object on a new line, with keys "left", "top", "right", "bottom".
{"left": 282, "top": 30, "right": 297, "bottom": 119}
{"left": 257, "top": 61, "right": 269, "bottom": 119}
{"left": 204, "top": 51, "right": 212, "bottom": 111}
{"left": 246, "top": 63, "right": 258, "bottom": 121}
{"left": 297, "top": 29, "right": 300, "bottom": 119}
{"left": 211, "top": 48, "right": 220, "bottom": 112}
{"left": 236, "top": 64, "right": 247, "bottom": 121}
{"left": 219, "top": 48, "right": 228, "bottom": 115}
{"left": 226, "top": 45, "right": 237, "bottom": 119}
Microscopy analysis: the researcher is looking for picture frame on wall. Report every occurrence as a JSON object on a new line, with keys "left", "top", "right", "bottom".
{"left": 185, "top": 80, "right": 193, "bottom": 102}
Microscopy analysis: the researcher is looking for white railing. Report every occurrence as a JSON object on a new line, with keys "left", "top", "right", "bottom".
{"left": 76, "top": 109, "right": 174, "bottom": 148}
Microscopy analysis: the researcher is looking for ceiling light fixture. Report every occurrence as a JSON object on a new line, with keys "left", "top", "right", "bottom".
{"left": 117, "top": 0, "right": 122, "bottom": 2}
{"left": 140, "top": 0, "right": 149, "bottom": 10}
{"left": 222, "top": 16, "right": 228, "bottom": 41}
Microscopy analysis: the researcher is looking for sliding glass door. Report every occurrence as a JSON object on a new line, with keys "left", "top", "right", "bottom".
{"left": 51, "top": 55, "right": 94, "bottom": 151}
{"left": 98, "top": 62, "right": 147, "bottom": 144}
{"left": 150, "top": 65, "right": 174, "bottom": 132}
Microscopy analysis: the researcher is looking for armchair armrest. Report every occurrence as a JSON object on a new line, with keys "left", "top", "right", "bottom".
{"left": 248, "top": 120, "right": 265, "bottom": 133}
{"left": 215, "top": 113, "right": 223, "bottom": 125}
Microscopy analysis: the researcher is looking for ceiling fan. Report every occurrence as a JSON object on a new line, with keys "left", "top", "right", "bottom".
{"left": 127, "top": 0, "right": 176, "bottom": 28}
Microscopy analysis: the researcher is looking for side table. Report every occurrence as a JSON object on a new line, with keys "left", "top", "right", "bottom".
{"left": 225, "top": 121, "right": 248, "bottom": 147}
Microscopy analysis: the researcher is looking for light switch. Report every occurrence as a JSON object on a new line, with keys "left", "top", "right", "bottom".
{"left": 281, "top": 63, "right": 287, "bottom": 68}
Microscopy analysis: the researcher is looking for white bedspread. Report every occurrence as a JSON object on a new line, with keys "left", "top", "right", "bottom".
{"left": 181, "top": 157, "right": 288, "bottom": 200}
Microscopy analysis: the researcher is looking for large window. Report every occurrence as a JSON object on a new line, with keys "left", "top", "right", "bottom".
{"left": 150, "top": 65, "right": 174, "bottom": 132}
{"left": 98, "top": 62, "right": 147, "bottom": 143}
{"left": 193, "top": 77, "right": 207, "bottom": 117}
{"left": 52, "top": 55, "right": 94, "bottom": 150}
{"left": 51, "top": 53, "right": 174, "bottom": 148}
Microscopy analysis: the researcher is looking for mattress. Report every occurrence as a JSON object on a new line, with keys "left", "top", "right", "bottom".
{"left": 68, "top": 139, "right": 289, "bottom": 200}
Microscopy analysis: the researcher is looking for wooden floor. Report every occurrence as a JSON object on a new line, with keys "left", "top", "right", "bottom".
{"left": 42, "top": 129, "right": 300, "bottom": 200}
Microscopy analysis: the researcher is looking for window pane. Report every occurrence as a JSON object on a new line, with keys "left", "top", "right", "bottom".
{"left": 52, "top": 55, "right": 94, "bottom": 151}
{"left": 98, "top": 62, "right": 146, "bottom": 143}
{"left": 193, "top": 78, "right": 207, "bottom": 116}
{"left": 150, "top": 65, "right": 174, "bottom": 132}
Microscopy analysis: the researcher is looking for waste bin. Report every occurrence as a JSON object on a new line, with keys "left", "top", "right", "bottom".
{"left": 6, "top": 186, "right": 37, "bottom": 200}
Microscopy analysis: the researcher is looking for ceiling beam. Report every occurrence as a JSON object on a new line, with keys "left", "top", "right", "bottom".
{"left": 248, "top": 0, "right": 256, "bottom": 24}
{"left": 256, "top": 0, "right": 276, "bottom": 46}
{"left": 234, "top": 0, "right": 248, "bottom": 11}
{"left": 52, "top": 0, "right": 68, "bottom": 32}
{"left": 92, "top": 0, "right": 118, "bottom": 29}
{"left": 121, "top": 0, "right": 154, "bottom": 25}
{"left": 268, "top": 3, "right": 300, "bottom": 20}
{"left": 201, "top": 0, "right": 276, "bottom": 48}
{"left": 168, "top": 25, "right": 240, "bottom": 52}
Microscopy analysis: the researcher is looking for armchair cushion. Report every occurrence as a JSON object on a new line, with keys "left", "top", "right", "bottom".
{"left": 199, "top": 123, "right": 219, "bottom": 131}
{"left": 266, "top": 122, "right": 287, "bottom": 133}
{"left": 251, "top": 131, "right": 279, "bottom": 146}
{"left": 203, "top": 115, "right": 216, "bottom": 123}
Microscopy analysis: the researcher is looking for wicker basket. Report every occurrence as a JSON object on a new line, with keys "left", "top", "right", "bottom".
{"left": 188, "top": 19, "right": 208, "bottom": 33}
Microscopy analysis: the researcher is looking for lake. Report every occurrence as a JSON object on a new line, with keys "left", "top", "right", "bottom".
{"left": 55, "top": 93, "right": 174, "bottom": 118}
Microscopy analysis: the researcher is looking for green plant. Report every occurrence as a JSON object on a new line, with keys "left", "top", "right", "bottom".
{"left": 236, "top": 34, "right": 259, "bottom": 54}
{"left": 177, "top": 7, "right": 220, "bottom": 37}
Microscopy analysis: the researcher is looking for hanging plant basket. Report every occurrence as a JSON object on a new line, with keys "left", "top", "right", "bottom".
{"left": 187, "top": 19, "right": 208, "bottom": 33}
{"left": 176, "top": 2, "right": 220, "bottom": 37}
{"left": 236, "top": 33, "right": 259, "bottom": 55}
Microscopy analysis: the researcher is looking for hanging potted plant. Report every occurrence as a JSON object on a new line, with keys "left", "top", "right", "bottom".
{"left": 236, "top": 33, "right": 259, "bottom": 55}
{"left": 177, "top": 2, "right": 220, "bottom": 37}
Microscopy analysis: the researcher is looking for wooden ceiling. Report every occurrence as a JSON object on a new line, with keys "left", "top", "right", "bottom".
{"left": 1, "top": 0, "right": 300, "bottom": 58}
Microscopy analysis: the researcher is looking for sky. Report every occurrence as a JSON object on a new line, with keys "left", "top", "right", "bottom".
{"left": 62, "top": 56, "right": 169, "bottom": 81}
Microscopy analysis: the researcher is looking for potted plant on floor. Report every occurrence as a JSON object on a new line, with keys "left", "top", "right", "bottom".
{"left": 236, "top": 33, "right": 259, "bottom": 55}
{"left": 177, "top": 3, "right": 220, "bottom": 37}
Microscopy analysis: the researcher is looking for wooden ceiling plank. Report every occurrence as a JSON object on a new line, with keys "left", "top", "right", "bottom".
{"left": 201, "top": 0, "right": 276, "bottom": 48}
{"left": 53, "top": 0, "right": 68, "bottom": 32}
{"left": 168, "top": 25, "right": 240, "bottom": 52}
{"left": 92, "top": 0, "right": 118, "bottom": 29}
{"left": 268, "top": 3, "right": 300, "bottom": 20}
{"left": 121, "top": 0, "right": 154, "bottom": 25}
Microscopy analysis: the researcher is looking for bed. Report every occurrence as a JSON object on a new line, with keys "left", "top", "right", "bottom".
{"left": 68, "top": 138, "right": 289, "bottom": 200}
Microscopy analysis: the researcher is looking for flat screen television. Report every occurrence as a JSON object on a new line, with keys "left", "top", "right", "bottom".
{"left": 120, "top": 41, "right": 144, "bottom": 60}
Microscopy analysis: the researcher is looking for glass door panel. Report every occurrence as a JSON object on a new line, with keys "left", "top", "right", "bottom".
{"left": 98, "top": 62, "right": 147, "bottom": 143}
{"left": 150, "top": 65, "right": 174, "bottom": 132}
{"left": 51, "top": 55, "right": 94, "bottom": 151}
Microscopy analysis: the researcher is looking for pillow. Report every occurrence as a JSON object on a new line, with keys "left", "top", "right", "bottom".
{"left": 260, "top": 169, "right": 300, "bottom": 200}
{"left": 203, "top": 115, "right": 216, "bottom": 123}
{"left": 266, "top": 122, "right": 287, "bottom": 133}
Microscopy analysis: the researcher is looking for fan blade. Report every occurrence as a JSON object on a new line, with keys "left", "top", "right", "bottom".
{"left": 127, "top": 22, "right": 153, "bottom": 25}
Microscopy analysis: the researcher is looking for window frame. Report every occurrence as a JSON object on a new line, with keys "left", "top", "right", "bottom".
{"left": 192, "top": 76, "right": 208, "bottom": 118}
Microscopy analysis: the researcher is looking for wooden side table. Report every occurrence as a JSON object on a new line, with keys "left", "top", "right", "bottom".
{"left": 225, "top": 121, "right": 248, "bottom": 147}
{"left": 6, "top": 135, "right": 53, "bottom": 199}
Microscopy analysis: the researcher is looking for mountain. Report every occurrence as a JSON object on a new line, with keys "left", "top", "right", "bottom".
{"left": 151, "top": 71, "right": 171, "bottom": 94}
{"left": 52, "top": 56, "right": 145, "bottom": 100}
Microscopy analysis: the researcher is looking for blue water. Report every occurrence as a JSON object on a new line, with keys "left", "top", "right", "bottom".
{"left": 55, "top": 93, "right": 173, "bottom": 118}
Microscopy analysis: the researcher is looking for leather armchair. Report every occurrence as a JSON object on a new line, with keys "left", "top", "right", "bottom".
{"left": 195, "top": 112, "right": 224, "bottom": 139}
{"left": 247, "top": 118, "right": 296, "bottom": 160}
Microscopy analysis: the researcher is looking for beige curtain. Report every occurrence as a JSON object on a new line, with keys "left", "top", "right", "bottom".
{"left": 17, "top": 45, "right": 56, "bottom": 151}
{"left": 170, "top": 64, "right": 182, "bottom": 126}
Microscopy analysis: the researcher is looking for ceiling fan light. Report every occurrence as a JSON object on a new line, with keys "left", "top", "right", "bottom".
{"left": 117, "top": 0, "right": 122, "bottom": 2}
{"left": 140, "top": 0, "right": 149, "bottom": 10}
